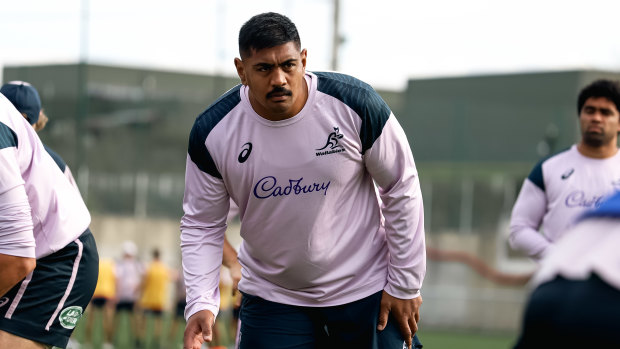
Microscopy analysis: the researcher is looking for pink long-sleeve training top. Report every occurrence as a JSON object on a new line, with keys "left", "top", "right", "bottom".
{"left": 181, "top": 72, "right": 426, "bottom": 320}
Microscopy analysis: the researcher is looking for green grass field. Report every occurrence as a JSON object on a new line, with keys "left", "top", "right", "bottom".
{"left": 418, "top": 330, "right": 517, "bottom": 349}
{"left": 73, "top": 310, "right": 518, "bottom": 349}
{"left": 72, "top": 309, "right": 236, "bottom": 349}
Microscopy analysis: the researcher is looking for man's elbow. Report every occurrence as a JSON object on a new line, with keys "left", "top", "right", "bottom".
{"left": 508, "top": 222, "right": 530, "bottom": 250}
{"left": 17, "top": 257, "right": 36, "bottom": 279}
{"left": 0, "top": 255, "right": 36, "bottom": 297}
{"left": 507, "top": 225, "right": 519, "bottom": 248}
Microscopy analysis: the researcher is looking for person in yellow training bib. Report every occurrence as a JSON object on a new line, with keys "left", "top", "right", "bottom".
{"left": 86, "top": 258, "right": 116, "bottom": 348}
{"left": 138, "top": 248, "right": 170, "bottom": 348}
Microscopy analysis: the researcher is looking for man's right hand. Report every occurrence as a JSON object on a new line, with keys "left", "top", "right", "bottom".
{"left": 183, "top": 310, "right": 215, "bottom": 349}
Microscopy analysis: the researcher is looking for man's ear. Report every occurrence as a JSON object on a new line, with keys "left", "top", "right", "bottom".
{"left": 20, "top": 113, "right": 34, "bottom": 125}
{"left": 234, "top": 58, "right": 247, "bottom": 85}
{"left": 300, "top": 49, "right": 307, "bottom": 71}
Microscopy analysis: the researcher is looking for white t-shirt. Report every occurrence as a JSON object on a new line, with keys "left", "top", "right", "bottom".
{"left": 115, "top": 258, "right": 145, "bottom": 302}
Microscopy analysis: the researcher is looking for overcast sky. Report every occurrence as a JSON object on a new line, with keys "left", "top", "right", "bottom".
{"left": 1, "top": 0, "right": 620, "bottom": 90}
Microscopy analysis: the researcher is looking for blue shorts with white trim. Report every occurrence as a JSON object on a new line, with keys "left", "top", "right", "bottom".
{"left": 0, "top": 229, "right": 99, "bottom": 349}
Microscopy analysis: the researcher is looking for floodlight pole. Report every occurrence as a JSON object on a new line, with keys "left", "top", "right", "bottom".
{"left": 76, "top": 0, "right": 90, "bottom": 198}
{"left": 331, "top": 0, "right": 340, "bottom": 71}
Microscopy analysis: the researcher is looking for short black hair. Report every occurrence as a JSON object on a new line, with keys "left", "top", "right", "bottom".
{"left": 238, "top": 12, "right": 301, "bottom": 59}
{"left": 577, "top": 79, "right": 620, "bottom": 115}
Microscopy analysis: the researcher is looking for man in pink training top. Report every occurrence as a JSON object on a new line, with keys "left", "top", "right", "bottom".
{"left": 181, "top": 12, "right": 425, "bottom": 349}
{"left": 0, "top": 81, "right": 79, "bottom": 190}
{"left": 0, "top": 92, "right": 99, "bottom": 348}
{"left": 509, "top": 79, "right": 620, "bottom": 261}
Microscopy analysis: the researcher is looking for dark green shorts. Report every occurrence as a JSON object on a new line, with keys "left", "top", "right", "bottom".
{"left": 0, "top": 229, "right": 99, "bottom": 348}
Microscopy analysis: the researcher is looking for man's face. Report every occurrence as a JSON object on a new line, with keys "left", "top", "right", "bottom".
{"left": 579, "top": 97, "right": 620, "bottom": 147}
{"left": 234, "top": 42, "right": 307, "bottom": 121}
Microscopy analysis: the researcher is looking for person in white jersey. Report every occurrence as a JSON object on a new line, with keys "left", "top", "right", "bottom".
{"left": 0, "top": 94, "right": 99, "bottom": 348}
{"left": 0, "top": 81, "right": 79, "bottom": 190}
{"left": 509, "top": 79, "right": 620, "bottom": 260}
{"left": 514, "top": 190, "right": 620, "bottom": 348}
{"left": 113, "top": 240, "right": 144, "bottom": 347}
{"left": 181, "top": 12, "right": 426, "bottom": 349}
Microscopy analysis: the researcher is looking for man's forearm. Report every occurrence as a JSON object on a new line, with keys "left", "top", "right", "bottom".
{"left": 0, "top": 254, "right": 35, "bottom": 296}
{"left": 222, "top": 238, "right": 238, "bottom": 269}
{"left": 508, "top": 226, "right": 552, "bottom": 260}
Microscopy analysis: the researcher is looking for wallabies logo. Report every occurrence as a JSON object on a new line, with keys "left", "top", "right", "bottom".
{"left": 316, "top": 127, "right": 344, "bottom": 151}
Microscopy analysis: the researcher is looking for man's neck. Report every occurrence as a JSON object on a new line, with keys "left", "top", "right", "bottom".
{"left": 577, "top": 141, "right": 619, "bottom": 159}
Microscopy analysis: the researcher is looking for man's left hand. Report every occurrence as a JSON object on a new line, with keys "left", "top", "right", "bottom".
{"left": 377, "top": 291, "right": 422, "bottom": 349}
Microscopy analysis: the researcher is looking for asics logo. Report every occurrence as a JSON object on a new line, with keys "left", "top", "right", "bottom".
{"left": 561, "top": 168, "right": 574, "bottom": 180}
{"left": 238, "top": 142, "right": 252, "bottom": 163}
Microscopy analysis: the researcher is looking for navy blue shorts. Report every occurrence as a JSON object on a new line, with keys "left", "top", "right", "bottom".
{"left": 115, "top": 301, "right": 135, "bottom": 312}
{"left": 515, "top": 273, "right": 620, "bottom": 348}
{"left": 175, "top": 300, "right": 186, "bottom": 318}
{"left": 0, "top": 229, "right": 99, "bottom": 349}
{"left": 233, "top": 305, "right": 241, "bottom": 320}
{"left": 143, "top": 309, "right": 163, "bottom": 317}
{"left": 90, "top": 297, "right": 108, "bottom": 308}
{"left": 238, "top": 290, "right": 423, "bottom": 349}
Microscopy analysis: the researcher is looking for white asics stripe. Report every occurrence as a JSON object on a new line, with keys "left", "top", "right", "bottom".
{"left": 4, "top": 273, "right": 33, "bottom": 319}
{"left": 45, "top": 238, "right": 83, "bottom": 331}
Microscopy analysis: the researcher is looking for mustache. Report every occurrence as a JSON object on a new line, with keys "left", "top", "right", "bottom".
{"left": 266, "top": 86, "right": 293, "bottom": 99}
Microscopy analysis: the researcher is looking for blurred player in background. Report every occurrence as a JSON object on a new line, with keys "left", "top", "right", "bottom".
{"left": 0, "top": 93, "right": 99, "bottom": 348}
{"left": 138, "top": 248, "right": 170, "bottom": 348}
{"left": 86, "top": 257, "right": 116, "bottom": 349}
{"left": 0, "top": 81, "right": 79, "bottom": 190}
{"left": 222, "top": 238, "right": 242, "bottom": 347}
{"left": 509, "top": 79, "right": 620, "bottom": 260}
{"left": 114, "top": 240, "right": 143, "bottom": 347}
{"left": 181, "top": 12, "right": 425, "bottom": 349}
{"left": 514, "top": 190, "right": 620, "bottom": 348}
{"left": 169, "top": 266, "right": 187, "bottom": 346}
